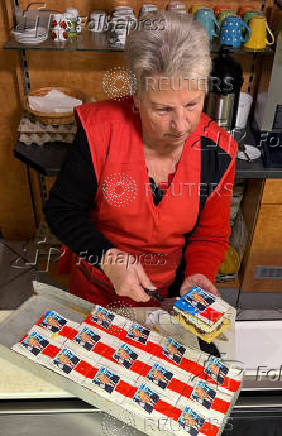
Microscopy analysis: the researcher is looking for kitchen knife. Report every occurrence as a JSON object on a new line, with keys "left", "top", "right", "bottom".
{"left": 143, "top": 288, "right": 164, "bottom": 302}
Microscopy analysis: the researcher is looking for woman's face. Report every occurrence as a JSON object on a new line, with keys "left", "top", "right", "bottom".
{"left": 134, "top": 74, "right": 205, "bottom": 149}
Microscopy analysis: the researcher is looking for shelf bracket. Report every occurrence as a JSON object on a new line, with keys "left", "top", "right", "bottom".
{"left": 19, "top": 49, "right": 31, "bottom": 95}
{"left": 247, "top": 52, "right": 258, "bottom": 95}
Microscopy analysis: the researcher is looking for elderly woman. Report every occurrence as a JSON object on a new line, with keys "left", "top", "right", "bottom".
{"left": 44, "top": 12, "right": 237, "bottom": 307}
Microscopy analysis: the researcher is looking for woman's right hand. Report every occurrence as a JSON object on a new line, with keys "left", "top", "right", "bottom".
{"left": 100, "top": 248, "right": 156, "bottom": 302}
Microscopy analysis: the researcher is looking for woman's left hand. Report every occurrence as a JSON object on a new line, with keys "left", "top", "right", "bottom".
{"left": 180, "top": 273, "right": 220, "bottom": 297}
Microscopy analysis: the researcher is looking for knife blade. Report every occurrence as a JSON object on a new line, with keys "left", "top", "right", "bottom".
{"left": 160, "top": 297, "right": 178, "bottom": 313}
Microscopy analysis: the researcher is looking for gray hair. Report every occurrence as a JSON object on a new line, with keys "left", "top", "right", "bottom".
{"left": 124, "top": 11, "right": 211, "bottom": 95}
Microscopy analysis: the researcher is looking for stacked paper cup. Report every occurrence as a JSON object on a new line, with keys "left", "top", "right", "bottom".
{"left": 235, "top": 92, "right": 253, "bottom": 129}
{"left": 139, "top": 4, "right": 158, "bottom": 17}
{"left": 89, "top": 10, "right": 108, "bottom": 32}
{"left": 108, "top": 5, "right": 136, "bottom": 47}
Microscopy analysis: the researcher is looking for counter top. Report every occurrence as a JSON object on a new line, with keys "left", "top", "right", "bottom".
{"left": 14, "top": 141, "right": 282, "bottom": 178}
{"left": 235, "top": 158, "right": 282, "bottom": 178}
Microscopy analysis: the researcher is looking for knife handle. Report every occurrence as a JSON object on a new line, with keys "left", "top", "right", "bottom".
{"left": 143, "top": 288, "right": 164, "bottom": 302}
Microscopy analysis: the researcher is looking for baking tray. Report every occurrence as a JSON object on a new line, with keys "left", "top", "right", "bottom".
{"left": 0, "top": 281, "right": 202, "bottom": 436}
{"left": 0, "top": 281, "right": 237, "bottom": 435}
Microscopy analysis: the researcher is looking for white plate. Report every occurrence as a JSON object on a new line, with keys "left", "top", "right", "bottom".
{"left": 16, "top": 34, "right": 47, "bottom": 39}
{"left": 14, "top": 32, "right": 47, "bottom": 38}
{"left": 13, "top": 27, "right": 47, "bottom": 38}
{"left": 15, "top": 37, "right": 47, "bottom": 43}
{"left": 14, "top": 25, "right": 47, "bottom": 33}
{"left": 17, "top": 37, "right": 47, "bottom": 44}
{"left": 15, "top": 35, "right": 47, "bottom": 42}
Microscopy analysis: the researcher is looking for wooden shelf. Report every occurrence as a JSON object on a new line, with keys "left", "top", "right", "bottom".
{"left": 4, "top": 29, "right": 275, "bottom": 54}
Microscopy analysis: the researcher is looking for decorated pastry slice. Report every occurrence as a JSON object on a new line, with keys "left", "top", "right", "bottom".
{"left": 173, "top": 286, "right": 232, "bottom": 343}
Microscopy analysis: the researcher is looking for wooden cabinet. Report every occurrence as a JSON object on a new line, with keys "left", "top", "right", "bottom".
{"left": 241, "top": 180, "right": 282, "bottom": 292}
{"left": 262, "top": 180, "right": 282, "bottom": 204}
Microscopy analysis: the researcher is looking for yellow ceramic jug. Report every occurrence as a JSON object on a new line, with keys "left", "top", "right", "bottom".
{"left": 244, "top": 16, "right": 274, "bottom": 49}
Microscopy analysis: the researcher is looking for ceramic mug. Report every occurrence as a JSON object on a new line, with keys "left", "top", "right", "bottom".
{"left": 243, "top": 10, "right": 261, "bottom": 25}
{"left": 214, "top": 5, "right": 230, "bottom": 18}
{"left": 64, "top": 9, "right": 78, "bottom": 38}
{"left": 238, "top": 5, "right": 256, "bottom": 17}
{"left": 76, "top": 16, "right": 82, "bottom": 34}
{"left": 220, "top": 15, "right": 252, "bottom": 48}
{"left": 65, "top": 8, "right": 82, "bottom": 35}
{"left": 244, "top": 16, "right": 274, "bottom": 49}
{"left": 242, "top": 10, "right": 262, "bottom": 37}
{"left": 195, "top": 8, "right": 219, "bottom": 39}
{"left": 51, "top": 14, "right": 72, "bottom": 41}
{"left": 167, "top": 1, "right": 186, "bottom": 11}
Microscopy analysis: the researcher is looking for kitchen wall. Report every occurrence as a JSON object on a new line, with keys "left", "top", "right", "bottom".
{"left": 0, "top": 0, "right": 276, "bottom": 241}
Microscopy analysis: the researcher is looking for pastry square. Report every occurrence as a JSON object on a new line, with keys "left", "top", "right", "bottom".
{"left": 36, "top": 310, "right": 80, "bottom": 340}
{"left": 73, "top": 325, "right": 101, "bottom": 352}
{"left": 177, "top": 405, "right": 206, "bottom": 435}
{"left": 173, "top": 287, "right": 232, "bottom": 343}
{"left": 113, "top": 343, "right": 139, "bottom": 369}
{"left": 175, "top": 394, "right": 226, "bottom": 434}
{"left": 12, "top": 326, "right": 63, "bottom": 364}
{"left": 92, "top": 367, "right": 120, "bottom": 394}
{"left": 133, "top": 383, "right": 159, "bottom": 414}
{"left": 89, "top": 306, "right": 115, "bottom": 330}
{"left": 162, "top": 337, "right": 186, "bottom": 365}
{"left": 191, "top": 380, "right": 217, "bottom": 410}
{"left": 53, "top": 347, "right": 81, "bottom": 375}
{"left": 147, "top": 363, "right": 173, "bottom": 390}
{"left": 38, "top": 310, "right": 68, "bottom": 333}
{"left": 127, "top": 322, "right": 150, "bottom": 345}
{"left": 139, "top": 369, "right": 180, "bottom": 407}
{"left": 204, "top": 356, "right": 229, "bottom": 386}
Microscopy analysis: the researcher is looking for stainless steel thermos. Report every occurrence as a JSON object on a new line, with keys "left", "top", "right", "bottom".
{"left": 205, "top": 46, "right": 244, "bottom": 131}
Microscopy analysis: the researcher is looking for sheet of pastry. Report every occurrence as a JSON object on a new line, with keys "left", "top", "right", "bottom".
{"left": 11, "top": 305, "right": 242, "bottom": 436}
